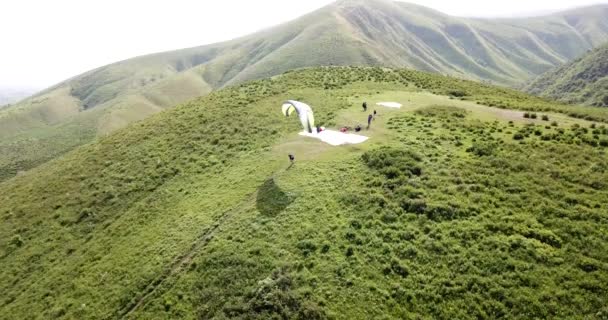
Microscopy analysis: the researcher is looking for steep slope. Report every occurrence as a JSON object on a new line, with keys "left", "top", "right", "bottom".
{"left": 2, "top": 0, "right": 608, "bottom": 181}
{"left": 1, "top": 67, "right": 608, "bottom": 319}
{"left": 525, "top": 43, "right": 608, "bottom": 107}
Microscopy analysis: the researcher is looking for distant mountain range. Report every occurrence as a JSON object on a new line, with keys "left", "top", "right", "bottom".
{"left": 525, "top": 43, "right": 608, "bottom": 107}
{"left": 0, "top": 87, "right": 38, "bottom": 107}
{"left": 1, "top": 0, "right": 608, "bottom": 179}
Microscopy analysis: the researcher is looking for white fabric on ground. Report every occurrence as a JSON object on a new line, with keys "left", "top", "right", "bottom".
{"left": 299, "top": 130, "right": 368, "bottom": 146}
{"left": 376, "top": 102, "right": 402, "bottom": 108}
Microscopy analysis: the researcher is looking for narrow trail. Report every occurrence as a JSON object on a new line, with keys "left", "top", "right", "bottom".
{"left": 114, "top": 166, "right": 288, "bottom": 319}
{"left": 115, "top": 191, "right": 258, "bottom": 319}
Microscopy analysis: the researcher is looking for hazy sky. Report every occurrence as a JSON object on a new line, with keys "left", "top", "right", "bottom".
{"left": 1, "top": 0, "right": 606, "bottom": 88}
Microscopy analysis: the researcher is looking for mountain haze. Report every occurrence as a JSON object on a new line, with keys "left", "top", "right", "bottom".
{"left": 2, "top": 0, "right": 608, "bottom": 180}
{"left": 0, "top": 87, "right": 38, "bottom": 106}
{"left": 525, "top": 43, "right": 608, "bottom": 107}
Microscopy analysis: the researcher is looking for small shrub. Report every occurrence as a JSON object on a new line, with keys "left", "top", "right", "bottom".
{"left": 345, "top": 247, "right": 354, "bottom": 257}
{"left": 10, "top": 235, "right": 24, "bottom": 247}
{"left": 541, "top": 115, "right": 549, "bottom": 121}
{"left": 466, "top": 142, "right": 497, "bottom": 156}
{"left": 320, "top": 243, "right": 330, "bottom": 253}
{"left": 551, "top": 121, "right": 558, "bottom": 127}
{"left": 530, "top": 113, "right": 538, "bottom": 119}
{"left": 523, "top": 112, "right": 530, "bottom": 118}
{"left": 296, "top": 240, "right": 317, "bottom": 256}
{"left": 448, "top": 90, "right": 467, "bottom": 97}
{"left": 391, "top": 260, "right": 409, "bottom": 278}
{"left": 401, "top": 199, "right": 427, "bottom": 214}
{"left": 415, "top": 105, "right": 467, "bottom": 118}
{"left": 513, "top": 133, "right": 525, "bottom": 140}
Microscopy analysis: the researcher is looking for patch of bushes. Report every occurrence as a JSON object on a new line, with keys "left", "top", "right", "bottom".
{"left": 362, "top": 147, "right": 422, "bottom": 178}
{"left": 415, "top": 105, "right": 468, "bottom": 118}
{"left": 237, "top": 269, "right": 326, "bottom": 319}
{"left": 466, "top": 142, "right": 497, "bottom": 157}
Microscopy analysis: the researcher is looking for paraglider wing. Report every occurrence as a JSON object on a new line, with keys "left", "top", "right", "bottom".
{"left": 281, "top": 100, "right": 315, "bottom": 133}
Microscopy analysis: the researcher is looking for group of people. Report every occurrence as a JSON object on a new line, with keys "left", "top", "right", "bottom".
{"left": 290, "top": 101, "right": 377, "bottom": 164}
{"left": 363, "top": 101, "right": 377, "bottom": 129}
{"left": 337, "top": 102, "right": 377, "bottom": 133}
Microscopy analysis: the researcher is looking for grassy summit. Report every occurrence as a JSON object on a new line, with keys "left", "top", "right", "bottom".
{"left": 2, "top": 63, "right": 608, "bottom": 183}
{"left": 2, "top": 0, "right": 608, "bottom": 180}
{"left": 1, "top": 67, "right": 607, "bottom": 319}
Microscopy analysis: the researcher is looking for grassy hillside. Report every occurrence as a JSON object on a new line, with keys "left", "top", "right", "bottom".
{"left": 525, "top": 43, "right": 608, "bottom": 107}
{"left": 2, "top": 0, "right": 608, "bottom": 181}
{"left": 2, "top": 64, "right": 608, "bottom": 183}
{"left": 1, "top": 67, "right": 607, "bottom": 319}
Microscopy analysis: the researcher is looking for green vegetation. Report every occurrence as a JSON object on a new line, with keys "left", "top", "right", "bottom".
{"left": 1, "top": 67, "right": 607, "bottom": 319}
{"left": 2, "top": 0, "right": 608, "bottom": 181}
{"left": 511, "top": 122, "right": 608, "bottom": 148}
{"left": 525, "top": 43, "right": 608, "bottom": 107}
{"left": 4, "top": 64, "right": 608, "bottom": 183}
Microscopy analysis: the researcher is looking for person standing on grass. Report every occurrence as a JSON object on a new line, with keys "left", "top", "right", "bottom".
{"left": 288, "top": 154, "right": 295, "bottom": 164}
{"left": 367, "top": 114, "right": 373, "bottom": 129}
{"left": 363, "top": 102, "right": 367, "bottom": 112}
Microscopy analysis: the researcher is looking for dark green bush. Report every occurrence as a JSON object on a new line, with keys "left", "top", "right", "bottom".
{"left": 466, "top": 142, "right": 497, "bottom": 156}
{"left": 296, "top": 240, "right": 317, "bottom": 256}
{"left": 362, "top": 148, "right": 422, "bottom": 178}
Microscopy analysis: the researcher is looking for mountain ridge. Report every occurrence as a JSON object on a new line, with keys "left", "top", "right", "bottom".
{"left": 1, "top": 0, "right": 608, "bottom": 180}
{"left": 524, "top": 43, "right": 608, "bottom": 106}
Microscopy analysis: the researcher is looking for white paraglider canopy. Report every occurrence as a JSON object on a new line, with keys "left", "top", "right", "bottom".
{"left": 282, "top": 100, "right": 315, "bottom": 133}
{"left": 282, "top": 100, "right": 368, "bottom": 146}
{"left": 299, "top": 130, "right": 368, "bottom": 146}
{"left": 376, "top": 102, "right": 402, "bottom": 108}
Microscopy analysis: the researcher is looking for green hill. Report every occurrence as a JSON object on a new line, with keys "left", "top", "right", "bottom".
{"left": 2, "top": 0, "right": 608, "bottom": 181}
{"left": 525, "top": 43, "right": 608, "bottom": 107}
{"left": 1, "top": 67, "right": 607, "bottom": 319}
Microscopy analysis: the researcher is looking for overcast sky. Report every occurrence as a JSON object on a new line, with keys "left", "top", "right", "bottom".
{"left": 1, "top": 0, "right": 606, "bottom": 88}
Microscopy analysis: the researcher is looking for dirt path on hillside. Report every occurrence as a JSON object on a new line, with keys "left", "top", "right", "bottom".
{"left": 115, "top": 192, "right": 258, "bottom": 319}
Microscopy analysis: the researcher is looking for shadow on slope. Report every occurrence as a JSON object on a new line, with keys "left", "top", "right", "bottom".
{"left": 256, "top": 178, "right": 294, "bottom": 216}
